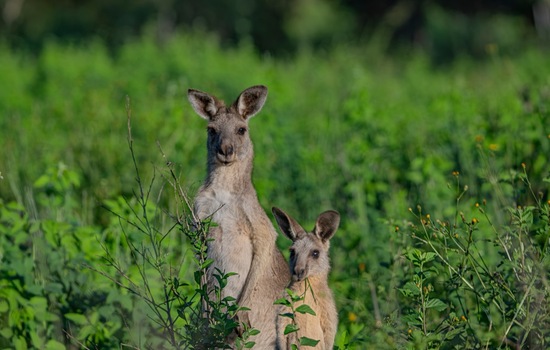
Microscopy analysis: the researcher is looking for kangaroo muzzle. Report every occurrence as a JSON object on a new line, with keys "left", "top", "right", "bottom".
{"left": 217, "top": 143, "right": 235, "bottom": 163}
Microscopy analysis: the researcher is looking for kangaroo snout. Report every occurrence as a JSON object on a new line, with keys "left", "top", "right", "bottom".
{"left": 217, "top": 143, "right": 235, "bottom": 163}
{"left": 292, "top": 267, "right": 306, "bottom": 281}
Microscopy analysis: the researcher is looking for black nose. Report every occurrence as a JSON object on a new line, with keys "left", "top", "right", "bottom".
{"left": 218, "top": 145, "right": 234, "bottom": 157}
{"left": 294, "top": 268, "right": 305, "bottom": 280}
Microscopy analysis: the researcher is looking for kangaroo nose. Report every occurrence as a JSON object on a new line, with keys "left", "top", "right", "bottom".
{"left": 218, "top": 145, "right": 234, "bottom": 157}
{"left": 293, "top": 268, "right": 305, "bottom": 280}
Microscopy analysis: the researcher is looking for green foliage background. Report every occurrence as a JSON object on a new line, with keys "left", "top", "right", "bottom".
{"left": 0, "top": 26, "right": 549, "bottom": 349}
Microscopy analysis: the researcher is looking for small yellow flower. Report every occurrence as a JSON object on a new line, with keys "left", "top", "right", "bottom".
{"left": 408, "top": 328, "right": 413, "bottom": 335}
{"left": 485, "top": 43, "right": 498, "bottom": 54}
{"left": 348, "top": 312, "right": 357, "bottom": 322}
{"left": 521, "top": 162, "right": 526, "bottom": 169}
{"left": 426, "top": 214, "right": 430, "bottom": 220}
{"left": 489, "top": 143, "right": 499, "bottom": 151}
{"left": 454, "top": 233, "right": 459, "bottom": 238}
{"left": 472, "top": 218, "right": 478, "bottom": 224}
{"left": 475, "top": 203, "right": 479, "bottom": 208}
{"left": 475, "top": 135, "right": 484, "bottom": 143}
{"left": 461, "top": 315, "right": 467, "bottom": 322}
{"left": 395, "top": 226, "right": 400, "bottom": 232}
{"left": 452, "top": 171, "right": 460, "bottom": 176}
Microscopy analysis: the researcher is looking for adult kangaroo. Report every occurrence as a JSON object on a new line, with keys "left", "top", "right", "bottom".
{"left": 188, "top": 85, "right": 289, "bottom": 348}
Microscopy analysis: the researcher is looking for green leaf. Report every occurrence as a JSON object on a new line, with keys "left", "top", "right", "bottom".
{"left": 424, "top": 252, "right": 436, "bottom": 263}
{"left": 425, "top": 298, "right": 447, "bottom": 311}
{"left": 406, "top": 248, "right": 421, "bottom": 263}
{"left": 194, "top": 270, "right": 202, "bottom": 285}
{"left": 0, "top": 300, "right": 8, "bottom": 313}
{"left": 222, "top": 296, "right": 237, "bottom": 302}
{"left": 295, "top": 304, "right": 317, "bottom": 316}
{"left": 65, "top": 313, "right": 88, "bottom": 325}
{"left": 13, "top": 336, "right": 27, "bottom": 350}
{"left": 244, "top": 341, "right": 256, "bottom": 348}
{"left": 274, "top": 297, "right": 291, "bottom": 306}
{"left": 291, "top": 345, "right": 299, "bottom": 350}
{"left": 299, "top": 336, "right": 321, "bottom": 346}
{"left": 279, "top": 312, "right": 295, "bottom": 319}
{"left": 398, "top": 281, "right": 420, "bottom": 297}
{"left": 30, "top": 331, "right": 44, "bottom": 349}
{"left": 201, "top": 258, "right": 214, "bottom": 269}
{"left": 247, "top": 329, "right": 260, "bottom": 336}
{"left": 34, "top": 175, "right": 50, "bottom": 189}
{"left": 45, "top": 339, "right": 66, "bottom": 350}
{"left": 284, "top": 323, "right": 299, "bottom": 335}
{"left": 0, "top": 327, "right": 13, "bottom": 339}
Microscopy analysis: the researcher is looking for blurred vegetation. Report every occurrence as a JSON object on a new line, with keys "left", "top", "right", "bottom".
{"left": 0, "top": 1, "right": 549, "bottom": 348}
{"left": 1, "top": 0, "right": 546, "bottom": 60}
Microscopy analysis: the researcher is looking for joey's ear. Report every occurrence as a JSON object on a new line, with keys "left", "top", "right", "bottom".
{"left": 188, "top": 89, "right": 220, "bottom": 120}
{"left": 272, "top": 207, "right": 304, "bottom": 242}
{"left": 314, "top": 210, "right": 340, "bottom": 243}
{"left": 234, "top": 85, "right": 268, "bottom": 119}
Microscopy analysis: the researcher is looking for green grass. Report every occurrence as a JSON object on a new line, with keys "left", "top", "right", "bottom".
{"left": 0, "top": 31, "right": 549, "bottom": 349}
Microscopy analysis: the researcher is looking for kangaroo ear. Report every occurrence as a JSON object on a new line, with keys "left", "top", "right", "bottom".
{"left": 234, "top": 85, "right": 268, "bottom": 119}
{"left": 188, "top": 89, "right": 220, "bottom": 120}
{"left": 272, "top": 207, "right": 304, "bottom": 242}
{"left": 314, "top": 210, "right": 340, "bottom": 243}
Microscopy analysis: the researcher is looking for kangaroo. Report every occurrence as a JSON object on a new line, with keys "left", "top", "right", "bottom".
{"left": 272, "top": 207, "right": 340, "bottom": 350}
{"left": 187, "top": 86, "right": 289, "bottom": 348}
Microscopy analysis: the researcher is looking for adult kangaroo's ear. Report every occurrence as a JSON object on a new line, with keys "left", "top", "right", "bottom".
{"left": 234, "top": 85, "right": 268, "bottom": 119}
{"left": 188, "top": 89, "right": 220, "bottom": 120}
{"left": 314, "top": 210, "right": 340, "bottom": 243}
{"left": 272, "top": 207, "right": 304, "bottom": 242}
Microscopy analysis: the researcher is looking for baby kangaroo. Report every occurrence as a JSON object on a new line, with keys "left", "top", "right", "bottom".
{"left": 272, "top": 207, "right": 340, "bottom": 350}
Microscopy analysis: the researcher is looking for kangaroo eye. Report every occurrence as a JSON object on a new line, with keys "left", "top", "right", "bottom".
{"left": 237, "top": 127, "right": 247, "bottom": 135}
{"left": 312, "top": 250, "right": 320, "bottom": 259}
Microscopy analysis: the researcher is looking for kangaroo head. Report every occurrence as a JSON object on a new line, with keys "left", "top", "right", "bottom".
{"left": 272, "top": 207, "right": 340, "bottom": 282}
{"left": 187, "top": 85, "right": 268, "bottom": 166}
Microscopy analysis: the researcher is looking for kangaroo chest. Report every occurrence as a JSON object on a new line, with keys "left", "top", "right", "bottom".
{"left": 195, "top": 186, "right": 254, "bottom": 299}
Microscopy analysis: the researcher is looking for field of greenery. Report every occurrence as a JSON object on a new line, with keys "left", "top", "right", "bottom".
{"left": 0, "top": 30, "right": 549, "bottom": 349}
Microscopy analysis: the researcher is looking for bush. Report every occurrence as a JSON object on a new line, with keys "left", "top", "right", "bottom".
{"left": 0, "top": 32, "right": 548, "bottom": 348}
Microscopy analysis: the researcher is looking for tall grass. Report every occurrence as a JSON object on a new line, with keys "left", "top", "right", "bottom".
{"left": 0, "top": 31, "right": 548, "bottom": 348}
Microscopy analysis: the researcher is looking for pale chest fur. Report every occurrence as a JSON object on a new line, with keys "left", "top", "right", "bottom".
{"left": 195, "top": 185, "right": 254, "bottom": 300}
{"left": 277, "top": 280, "right": 338, "bottom": 349}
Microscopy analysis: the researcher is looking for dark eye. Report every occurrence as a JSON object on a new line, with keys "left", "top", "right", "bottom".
{"left": 311, "top": 250, "right": 320, "bottom": 259}
{"left": 237, "top": 127, "right": 247, "bottom": 135}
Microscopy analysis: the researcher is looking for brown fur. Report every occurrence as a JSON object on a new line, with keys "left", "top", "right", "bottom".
{"left": 272, "top": 207, "right": 340, "bottom": 350}
{"left": 188, "top": 86, "right": 289, "bottom": 348}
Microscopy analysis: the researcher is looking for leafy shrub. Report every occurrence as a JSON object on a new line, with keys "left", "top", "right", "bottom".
{"left": 397, "top": 169, "right": 550, "bottom": 349}
{"left": 0, "top": 163, "right": 129, "bottom": 349}
{"left": 0, "top": 32, "right": 548, "bottom": 349}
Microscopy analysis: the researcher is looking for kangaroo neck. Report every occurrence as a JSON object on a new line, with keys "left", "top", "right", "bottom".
{"left": 205, "top": 155, "right": 255, "bottom": 195}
